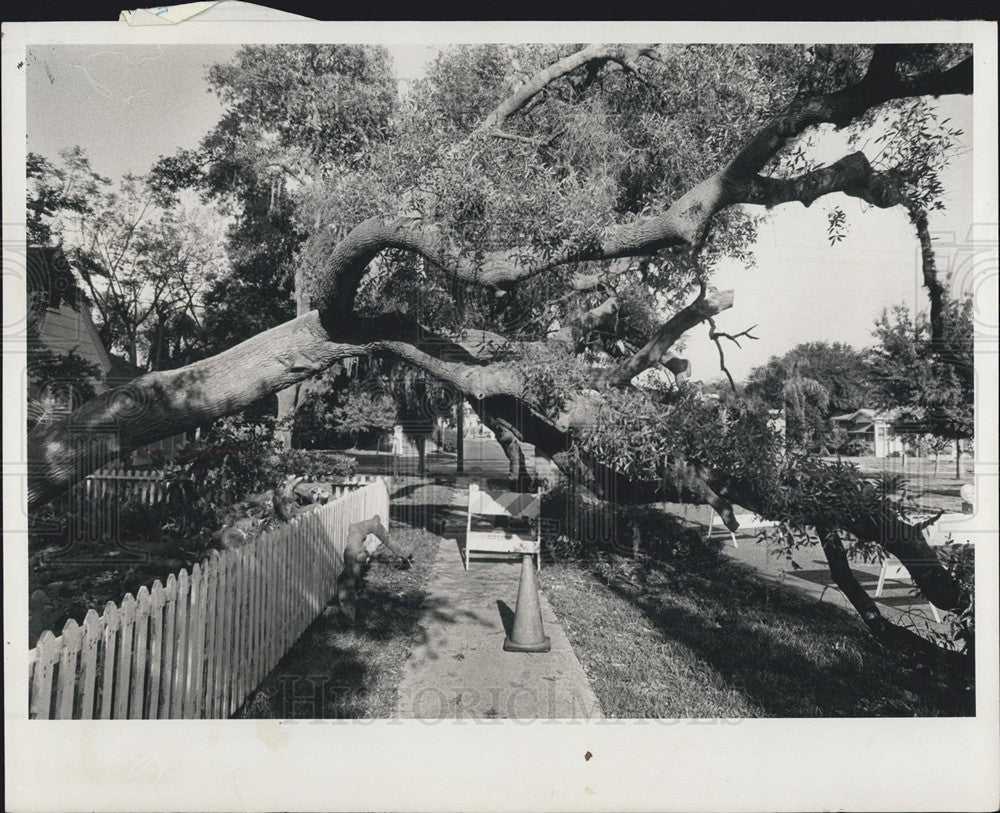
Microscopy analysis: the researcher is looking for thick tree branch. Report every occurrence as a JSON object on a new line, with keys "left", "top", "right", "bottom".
{"left": 722, "top": 47, "right": 972, "bottom": 184}
{"left": 321, "top": 51, "right": 969, "bottom": 313}
{"left": 816, "top": 525, "right": 968, "bottom": 670}
{"left": 475, "top": 44, "right": 657, "bottom": 133}
{"left": 721, "top": 475, "right": 967, "bottom": 613}
{"left": 599, "top": 284, "right": 734, "bottom": 387}
{"left": 28, "top": 312, "right": 366, "bottom": 509}
{"left": 737, "top": 152, "right": 907, "bottom": 210}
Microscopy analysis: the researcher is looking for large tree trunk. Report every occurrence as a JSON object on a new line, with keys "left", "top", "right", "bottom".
{"left": 28, "top": 305, "right": 967, "bottom": 618}
{"left": 275, "top": 384, "right": 300, "bottom": 452}
{"left": 816, "top": 525, "right": 968, "bottom": 672}
{"left": 456, "top": 398, "right": 465, "bottom": 474}
{"left": 28, "top": 312, "right": 363, "bottom": 509}
{"left": 722, "top": 478, "right": 965, "bottom": 612}
{"left": 275, "top": 273, "right": 312, "bottom": 451}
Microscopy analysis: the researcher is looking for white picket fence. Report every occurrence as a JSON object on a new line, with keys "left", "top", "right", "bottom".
{"left": 326, "top": 474, "right": 385, "bottom": 502}
{"left": 85, "top": 469, "right": 170, "bottom": 505}
{"left": 28, "top": 478, "right": 391, "bottom": 719}
{"left": 83, "top": 470, "right": 383, "bottom": 507}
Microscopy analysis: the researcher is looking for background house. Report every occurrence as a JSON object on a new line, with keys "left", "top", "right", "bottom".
{"left": 27, "top": 246, "right": 193, "bottom": 466}
{"left": 829, "top": 408, "right": 905, "bottom": 458}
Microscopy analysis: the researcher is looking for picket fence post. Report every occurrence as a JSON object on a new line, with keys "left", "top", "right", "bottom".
{"left": 79, "top": 609, "right": 102, "bottom": 719}
{"left": 160, "top": 573, "right": 178, "bottom": 718}
{"left": 55, "top": 618, "right": 82, "bottom": 719}
{"left": 148, "top": 581, "right": 165, "bottom": 719}
{"left": 130, "top": 586, "right": 151, "bottom": 719}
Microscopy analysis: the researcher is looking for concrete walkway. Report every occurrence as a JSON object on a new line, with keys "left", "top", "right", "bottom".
{"left": 394, "top": 539, "right": 602, "bottom": 720}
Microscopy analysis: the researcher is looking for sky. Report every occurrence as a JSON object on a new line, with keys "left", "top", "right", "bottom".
{"left": 25, "top": 43, "right": 976, "bottom": 383}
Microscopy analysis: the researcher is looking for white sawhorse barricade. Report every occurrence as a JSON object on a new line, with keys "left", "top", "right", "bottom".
{"left": 465, "top": 482, "right": 542, "bottom": 571}
{"left": 706, "top": 510, "right": 777, "bottom": 548}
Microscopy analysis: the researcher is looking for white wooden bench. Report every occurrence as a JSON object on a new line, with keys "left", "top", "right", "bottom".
{"left": 464, "top": 482, "right": 542, "bottom": 571}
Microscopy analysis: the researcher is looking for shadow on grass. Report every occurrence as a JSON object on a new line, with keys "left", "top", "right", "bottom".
{"left": 497, "top": 600, "right": 516, "bottom": 637}
{"left": 584, "top": 554, "right": 972, "bottom": 717}
{"left": 237, "top": 526, "right": 442, "bottom": 719}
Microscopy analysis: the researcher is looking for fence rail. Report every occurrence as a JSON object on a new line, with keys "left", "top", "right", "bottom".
{"left": 28, "top": 478, "right": 391, "bottom": 719}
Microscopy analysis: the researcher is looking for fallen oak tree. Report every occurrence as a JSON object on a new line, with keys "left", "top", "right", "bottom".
{"left": 27, "top": 43, "right": 975, "bottom": 668}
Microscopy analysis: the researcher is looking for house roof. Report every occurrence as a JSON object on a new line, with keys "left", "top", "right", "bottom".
{"left": 29, "top": 246, "right": 113, "bottom": 387}
{"left": 830, "top": 407, "right": 898, "bottom": 424}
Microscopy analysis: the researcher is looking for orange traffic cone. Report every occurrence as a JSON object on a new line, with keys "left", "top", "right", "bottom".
{"left": 503, "top": 553, "right": 551, "bottom": 653}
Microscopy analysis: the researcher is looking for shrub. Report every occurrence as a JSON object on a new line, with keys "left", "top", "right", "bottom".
{"left": 837, "top": 437, "right": 874, "bottom": 457}
{"left": 174, "top": 413, "right": 281, "bottom": 506}
{"left": 273, "top": 449, "right": 357, "bottom": 481}
{"left": 440, "top": 427, "right": 459, "bottom": 453}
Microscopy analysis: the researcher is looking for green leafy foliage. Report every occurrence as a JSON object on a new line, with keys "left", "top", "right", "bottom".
{"left": 744, "top": 341, "right": 874, "bottom": 416}
{"left": 271, "top": 449, "right": 358, "bottom": 481}
{"left": 27, "top": 148, "right": 109, "bottom": 246}
{"left": 293, "top": 369, "right": 398, "bottom": 449}
{"left": 868, "top": 298, "right": 974, "bottom": 440}
{"left": 29, "top": 149, "right": 227, "bottom": 369}
{"left": 26, "top": 346, "right": 102, "bottom": 431}
{"left": 149, "top": 45, "right": 397, "bottom": 354}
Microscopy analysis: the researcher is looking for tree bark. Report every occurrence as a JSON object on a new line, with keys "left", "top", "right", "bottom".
{"left": 275, "top": 269, "right": 312, "bottom": 451}
{"left": 28, "top": 312, "right": 368, "bottom": 509}
{"left": 816, "top": 525, "right": 968, "bottom": 670}
{"left": 456, "top": 399, "right": 465, "bottom": 474}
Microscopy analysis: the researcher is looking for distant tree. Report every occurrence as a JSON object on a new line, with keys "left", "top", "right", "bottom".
{"left": 26, "top": 148, "right": 107, "bottom": 246}
{"left": 29, "top": 150, "right": 226, "bottom": 371}
{"left": 781, "top": 369, "right": 831, "bottom": 451}
{"left": 868, "top": 297, "right": 973, "bottom": 474}
{"left": 744, "top": 341, "right": 874, "bottom": 417}
{"left": 701, "top": 376, "right": 743, "bottom": 403}
{"left": 291, "top": 364, "right": 398, "bottom": 450}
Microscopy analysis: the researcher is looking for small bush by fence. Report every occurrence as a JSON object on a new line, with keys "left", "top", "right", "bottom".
{"left": 28, "top": 478, "right": 390, "bottom": 719}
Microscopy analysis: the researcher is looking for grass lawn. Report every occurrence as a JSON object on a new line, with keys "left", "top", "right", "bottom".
{"left": 541, "top": 552, "right": 972, "bottom": 717}
{"left": 237, "top": 525, "right": 440, "bottom": 719}
{"left": 830, "top": 454, "right": 974, "bottom": 514}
